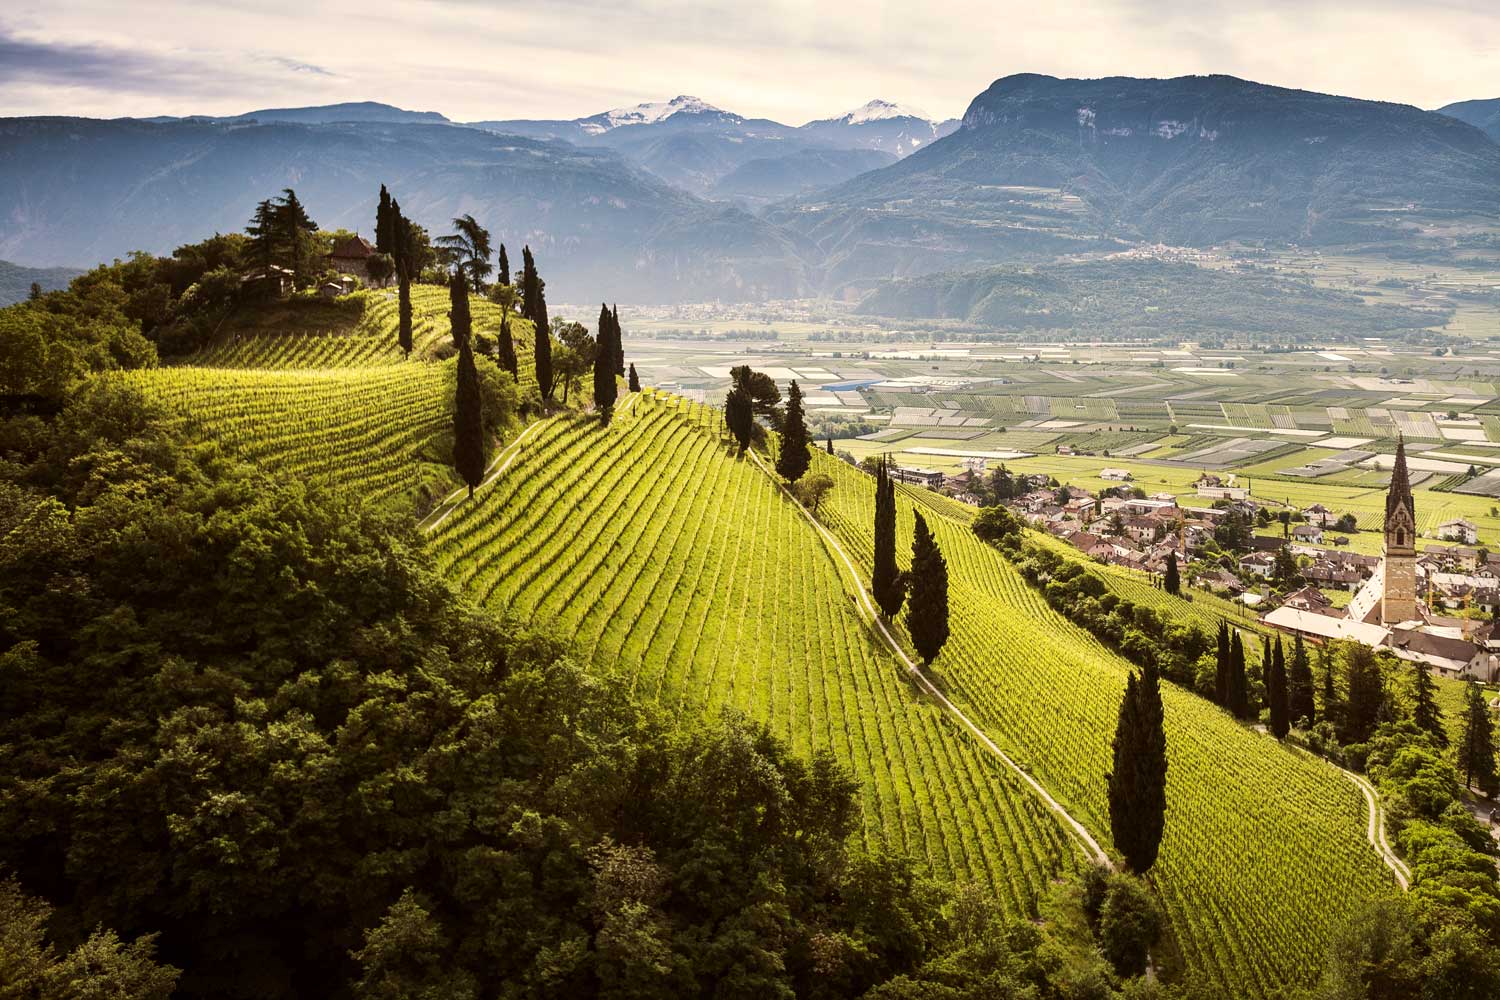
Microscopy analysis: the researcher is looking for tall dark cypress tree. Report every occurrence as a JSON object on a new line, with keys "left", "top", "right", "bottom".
{"left": 497, "top": 244, "right": 510, "bottom": 286}
{"left": 593, "top": 304, "right": 618, "bottom": 424}
{"left": 1288, "top": 634, "right": 1315, "bottom": 728}
{"left": 776, "top": 380, "right": 811, "bottom": 482}
{"left": 826, "top": 438, "right": 835, "bottom": 455}
{"left": 533, "top": 282, "right": 553, "bottom": 401}
{"left": 1410, "top": 662, "right": 1447, "bottom": 747}
{"left": 611, "top": 304, "right": 625, "bottom": 376}
{"left": 1229, "top": 631, "right": 1250, "bottom": 720}
{"left": 725, "top": 385, "right": 753, "bottom": 453}
{"left": 1458, "top": 681, "right": 1499, "bottom": 795}
{"left": 1268, "top": 650, "right": 1290, "bottom": 739}
{"left": 873, "top": 456, "right": 906, "bottom": 619}
{"left": 520, "top": 246, "right": 540, "bottom": 323}
{"left": 376, "top": 184, "right": 393, "bottom": 254}
{"left": 1214, "top": 622, "right": 1231, "bottom": 708}
{"left": 1163, "top": 550, "right": 1180, "bottom": 595}
{"left": 497, "top": 314, "right": 517, "bottom": 378}
{"left": 393, "top": 201, "right": 414, "bottom": 356}
{"left": 1107, "top": 661, "right": 1168, "bottom": 874}
{"left": 627, "top": 363, "right": 640, "bottom": 393}
{"left": 450, "top": 272, "right": 485, "bottom": 498}
{"left": 907, "top": 512, "right": 950, "bottom": 664}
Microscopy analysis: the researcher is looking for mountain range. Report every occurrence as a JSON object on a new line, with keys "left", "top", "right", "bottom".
{"left": 3, "top": 76, "right": 1498, "bottom": 305}
{"left": 1439, "top": 97, "right": 1500, "bottom": 141}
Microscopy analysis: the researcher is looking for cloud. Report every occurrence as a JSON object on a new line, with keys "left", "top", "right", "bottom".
{"left": 271, "top": 57, "right": 337, "bottom": 77}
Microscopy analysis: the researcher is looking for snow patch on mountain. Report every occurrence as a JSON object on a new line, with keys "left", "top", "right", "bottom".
{"left": 838, "top": 99, "right": 934, "bottom": 125}
{"left": 583, "top": 95, "right": 725, "bottom": 133}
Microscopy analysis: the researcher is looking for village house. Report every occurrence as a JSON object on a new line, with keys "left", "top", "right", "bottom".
{"left": 891, "top": 466, "right": 945, "bottom": 489}
{"left": 1239, "top": 551, "right": 1276, "bottom": 579}
{"left": 327, "top": 234, "right": 380, "bottom": 285}
{"left": 1291, "top": 523, "right": 1324, "bottom": 545}
{"left": 1302, "top": 504, "right": 1335, "bottom": 527}
{"left": 1437, "top": 518, "right": 1479, "bottom": 544}
{"left": 1100, "top": 468, "right": 1133, "bottom": 481}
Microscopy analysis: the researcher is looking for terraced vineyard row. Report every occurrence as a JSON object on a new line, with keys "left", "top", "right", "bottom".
{"left": 807, "top": 450, "right": 1396, "bottom": 997}
{"left": 180, "top": 287, "right": 539, "bottom": 395}
{"left": 427, "top": 394, "right": 1079, "bottom": 912}
{"left": 121, "top": 364, "right": 457, "bottom": 511}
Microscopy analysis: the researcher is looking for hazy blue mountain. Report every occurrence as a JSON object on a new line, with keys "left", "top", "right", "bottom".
{"left": 768, "top": 74, "right": 1500, "bottom": 293}
{"left": 798, "top": 100, "right": 959, "bottom": 156}
{"left": 1438, "top": 98, "right": 1500, "bottom": 141}
{"left": 711, "top": 147, "right": 897, "bottom": 203}
{"left": 147, "top": 101, "right": 450, "bottom": 125}
{"left": 0, "top": 117, "right": 810, "bottom": 303}
{"left": 0, "top": 259, "right": 85, "bottom": 306}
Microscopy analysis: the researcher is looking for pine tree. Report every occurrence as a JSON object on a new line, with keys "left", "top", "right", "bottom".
{"left": 1107, "top": 661, "right": 1168, "bottom": 874}
{"left": 873, "top": 456, "right": 906, "bottom": 619}
{"left": 276, "top": 188, "right": 318, "bottom": 286}
{"left": 1164, "top": 551, "right": 1180, "bottom": 595}
{"left": 1214, "top": 622, "right": 1231, "bottom": 708}
{"left": 1268, "top": 648, "right": 1290, "bottom": 739}
{"left": 497, "top": 244, "right": 510, "bottom": 286}
{"left": 906, "top": 512, "right": 950, "bottom": 664}
{"left": 627, "top": 363, "right": 640, "bottom": 393}
{"left": 450, "top": 272, "right": 484, "bottom": 498}
{"left": 1319, "top": 645, "right": 1343, "bottom": 733}
{"left": 775, "top": 381, "right": 811, "bottom": 482}
{"left": 1458, "top": 681, "right": 1499, "bottom": 795}
{"left": 593, "top": 304, "right": 618, "bottom": 424}
{"left": 1229, "top": 630, "right": 1250, "bottom": 720}
{"left": 1409, "top": 662, "right": 1447, "bottom": 747}
{"left": 376, "top": 184, "right": 393, "bottom": 254}
{"left": 1288, "top": 634, "right": 1315, "bottom": 728}
{"left": 725, "top": 385, "right": 753, "bottom": 454}
{"left": 246, "top": 198, "right": 279, "bottom": 270}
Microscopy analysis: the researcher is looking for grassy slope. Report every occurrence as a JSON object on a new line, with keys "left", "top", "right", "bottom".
{"left": 426, "top": 394, "right": 1077, "bottom": 912}
{"left": 808, "top": 449, "right": 1395, "bottom": 998}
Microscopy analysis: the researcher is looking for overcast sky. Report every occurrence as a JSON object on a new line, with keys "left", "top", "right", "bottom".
{"left": 3, "top": 0, "right": 1497, "bottom": 122}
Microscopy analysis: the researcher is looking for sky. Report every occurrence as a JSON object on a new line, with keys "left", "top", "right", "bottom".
{"left": 2, "top": 0, "right": 1497, "bottom": 122}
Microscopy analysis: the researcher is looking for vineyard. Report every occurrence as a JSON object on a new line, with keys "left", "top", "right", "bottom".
{"left": 426, "top": 395, "right": 1080, "bottom": 914}
{"left": 120, "top": 364, "right": 458, "bottom": 511}
{"left": 181, "top": 286, "right": 540, "bottom": 395}
{"left": 809, "top": 450, "right": 1397, "bottom": 997}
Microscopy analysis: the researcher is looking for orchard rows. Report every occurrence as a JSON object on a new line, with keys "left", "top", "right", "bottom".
{"left": 809, "top": 452, "right": 1396, "bottom": 998}
{"left": 428, "top": 392, "right": 1078, "bottom": 913}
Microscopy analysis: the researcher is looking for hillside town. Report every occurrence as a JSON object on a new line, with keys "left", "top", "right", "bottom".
{"left": 897, "top": 446, "right": 1500, "bottom": 682}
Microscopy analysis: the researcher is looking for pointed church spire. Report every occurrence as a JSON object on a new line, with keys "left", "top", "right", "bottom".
{"left": 1385, "top": 435, "right": 1414, "bottom": 524}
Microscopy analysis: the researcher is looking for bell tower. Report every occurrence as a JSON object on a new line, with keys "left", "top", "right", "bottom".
{"left": 1380, "top": 437, "right": 1418, "bottom": 624}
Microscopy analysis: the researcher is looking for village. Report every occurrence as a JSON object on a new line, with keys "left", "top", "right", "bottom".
{"left": 889, "top": 446, "right": 1500, "bottom": 683}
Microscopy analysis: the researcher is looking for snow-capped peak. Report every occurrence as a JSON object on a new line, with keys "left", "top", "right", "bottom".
{"left": 838, "top": 99, "right": 933, "bottom": 125}
{"left": 584, "top": 95, "right": 725, "bottom": 132}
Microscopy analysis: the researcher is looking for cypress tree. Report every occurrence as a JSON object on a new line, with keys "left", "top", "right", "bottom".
{"left": 873, "top": 456, "right": 907, "bottom": 619}
{"left": 1288, "top": 634, "right": 1315, "bottom": 728}
{"left": 397, "top": 259, "right": 413, "bottom": 357}
{"left": 1164, "top": 551, "right": 1180, "bottom": 595}
{"left": 497, "top": 244, "right": 510, "bottom": 286}
{"left": 376, "top": 184, "right": 393, "bottom": 254}
{"left": 497, "top": 314, "right": 517, "bottom": 378}
{"left": 1268, "top": 649, "right": 1290, "bottom": 739}
{"left": 1107, "top": 661, "right": 1168, "bottom": 874}
{"left": 612, "top": 304, "right": 625, "bottom": 376}
{"left": 533, "top": 285, "right": 553, "bottom": 401}
{"left": 520, "top": 246, "right": 540, "bottom": 324}
{"left": 725, "top": 385, "right": 753, "bottom": 454}
{"left": 1229, "top": 631, "right": 1250, "bottom": 719}
{"left": 906, "top": 512, "right": 950, "bottom": 664}
{"left": 1214, "top": 622, "right": 1231, "bottom": 708}
{"left": 1458, "top": 681, "right": 1499, "bottom": 795}
{"left": 1410, "top": 662, "right": 1447, "bottom": 747}
{"left": 775, "top": 380, "right": 811, "bottom": 482}
{"left": 826, "top": 438, "right": 835, "bottom": 456}
{"left": 1341, "top": 646, "right": 1383, "bottom": 744}
{"left": 593, "top": 304, "right": 618, "bottom": 424}
{"left": 628, "top": 363, "right": 640, "bottom": 393}
{"left": 450, "top": 272, "right": 485, "bottom": 498}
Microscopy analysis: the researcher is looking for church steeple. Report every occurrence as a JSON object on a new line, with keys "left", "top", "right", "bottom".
{"left": 1385, "top": 435, "right": 1414, "bottom": 527}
